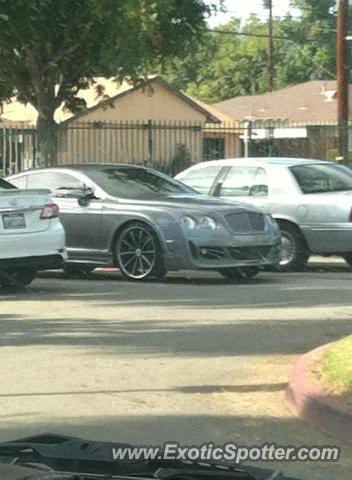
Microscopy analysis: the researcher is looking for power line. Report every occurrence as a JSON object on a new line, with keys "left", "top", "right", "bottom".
{"left": 206, "top": 28, "right": 334, "bottom": 42}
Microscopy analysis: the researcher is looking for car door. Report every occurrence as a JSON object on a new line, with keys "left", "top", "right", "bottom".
{"left": 25, "top": 171, "right": 103, "bottom": 253}
{"left": 214, "top": 165, "right": 271, "bottom": 213}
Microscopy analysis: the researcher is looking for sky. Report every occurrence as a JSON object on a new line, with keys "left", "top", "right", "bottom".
{"left": 207, "top": 0, "right": 301, "bottom": 27}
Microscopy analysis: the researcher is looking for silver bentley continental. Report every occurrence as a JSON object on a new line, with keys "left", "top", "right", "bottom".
{"left": 7, "top": 164, "right": 281, "bottom": 281}
{"left": 176, "top": 157, "right": 352, "bottom": 271}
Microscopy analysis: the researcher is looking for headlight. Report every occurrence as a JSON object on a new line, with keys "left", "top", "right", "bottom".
{"left": 181, "top": 216, "right": 197, "bottom": 230}
{"left": 198, "top": 216, "right": 217, "bottom": 230}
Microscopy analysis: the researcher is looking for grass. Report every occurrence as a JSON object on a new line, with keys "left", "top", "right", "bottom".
{"left": 322, "top": 336, "right": 352, "bottom": 391}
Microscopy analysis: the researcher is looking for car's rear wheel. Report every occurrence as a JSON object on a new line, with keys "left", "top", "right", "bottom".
{"left": 0, "top": 268, "right": 37, "bottom": 289}
{"left": 278, "top": 223, "right": 309, "bottom": 272}
{"left": 218, "top": 266, "right": 260, "bottom": 280}
{"left": 63, "top": 264, "right": 95, "bottom": 276}
{"left": 115, "top": 222, "right": 166, "bottom": 281}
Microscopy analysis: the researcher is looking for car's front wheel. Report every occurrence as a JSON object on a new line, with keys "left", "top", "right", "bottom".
{"left": 218, "top": 266, "right": 260, "bottom": 281}
{"left": 115, "top": 222, "right": 166, "bottom": 281}
{"left": 278, "top": 223, "right": 309, "bottom": 272}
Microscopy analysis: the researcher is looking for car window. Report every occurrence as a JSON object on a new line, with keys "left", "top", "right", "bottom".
{"left": 290, "top": 163, "right": 352, "bottom": 194}
{"left": 220, "top": 166, "right": 268, "bottom": 197}
{"left": 85, "top": 166, "right": 196, "bottom": 199}
{"left": 27, "top": 171, "right": 84, "bottom": 193}
{"left": 178, "top": 165, "right": 223, "bottom": 195}
{"left": 0, "top": 178, "right": 16, "bottom": 190}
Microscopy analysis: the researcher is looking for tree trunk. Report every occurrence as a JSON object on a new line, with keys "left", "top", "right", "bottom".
{"left": 36, "top": 114, "right": 58, "bottom": 167}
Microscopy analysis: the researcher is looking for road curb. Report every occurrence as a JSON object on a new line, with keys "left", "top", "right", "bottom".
{"left": 286, "top": 343, "right": 352, "bottom": 446}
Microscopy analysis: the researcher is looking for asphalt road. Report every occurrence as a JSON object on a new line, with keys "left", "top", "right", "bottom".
{"left": 0, "top": 263, "right": 352, "bottom": 480}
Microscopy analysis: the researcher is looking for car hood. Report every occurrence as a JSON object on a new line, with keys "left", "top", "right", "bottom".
{"left": 113, "top": 194, "right": 261, "bottom": 215}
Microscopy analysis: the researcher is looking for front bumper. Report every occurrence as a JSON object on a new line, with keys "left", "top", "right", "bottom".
{"left": 159, "top": 222, "right": 281, "bottom": 271}
{"left": 185, "top": 241, "right": 281, "bottom": 269}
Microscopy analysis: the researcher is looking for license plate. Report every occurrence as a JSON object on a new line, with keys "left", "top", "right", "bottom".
{"left": 2, "top": 213, "right": 26, "bottom": 229}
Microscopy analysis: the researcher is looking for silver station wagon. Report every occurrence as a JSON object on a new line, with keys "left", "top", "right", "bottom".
{"left": 176, "top": 158, "right": 352, "bottom": 271}
{"left": 8, "top": 164, "right": 281, "bottom": 281}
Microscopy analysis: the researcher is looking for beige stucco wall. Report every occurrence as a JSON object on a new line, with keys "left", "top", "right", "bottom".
{"left": 57, "top": 82, "right": 210, "bottom": 169}
{"left": 68, "top": 82, "right": 208, "bottom": 124}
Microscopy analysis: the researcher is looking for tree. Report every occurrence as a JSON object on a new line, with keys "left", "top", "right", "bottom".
{"left": 156, "top": 2, "right": 340, "bottom": 105}
{"left": 0, "top": 0, "right": 217, "bottom": 166}
{"left": 288, "top": 0, "right": 338, "bottom": 80}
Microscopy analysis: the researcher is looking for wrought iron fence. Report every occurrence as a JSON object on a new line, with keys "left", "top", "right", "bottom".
{"left": 0, "top": 126, "right": 37, "bottom": 176}
{"left": 240, "top": 121, "right": 343, "bottom": 162}
{"left": 1, "top": 120, "right": 352, "bottom": 178}
{"left": 57, "top": 120, "right": 208, "bottom": 177}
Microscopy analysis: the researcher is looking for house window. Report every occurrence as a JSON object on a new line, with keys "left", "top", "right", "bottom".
{"left": 203, "top": 138, "right": 225, "bottom": 161}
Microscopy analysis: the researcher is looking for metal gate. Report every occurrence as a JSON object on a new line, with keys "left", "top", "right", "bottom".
{"left": 0, "top": 127, "right": 37, "bottom": 176}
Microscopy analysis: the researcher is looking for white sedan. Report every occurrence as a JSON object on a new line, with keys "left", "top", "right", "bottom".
{"left": 176, "top": 158, "right": 352, "bottom": 271}
{"left": 0, "top": 177, "right": 66, "bottom": 287}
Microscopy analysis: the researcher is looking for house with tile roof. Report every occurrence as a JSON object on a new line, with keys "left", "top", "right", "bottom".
{"left": 1, "top": 76, "right": 242, "bottom": 173}
{"left": 212, "top": 80, "right": 349, "bottom": 159}
{"left": 213, "top": 80, "right": 350, "bottom": 124}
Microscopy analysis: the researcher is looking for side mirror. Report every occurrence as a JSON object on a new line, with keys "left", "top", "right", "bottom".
{"left": 54, "top": 186, "right": 95, "bottom": 205}
{"left": 77, "top": 187, "right": 95, "bottom": 207}
{"left": 249, "top": 184, "right": 268, "bottom": 197}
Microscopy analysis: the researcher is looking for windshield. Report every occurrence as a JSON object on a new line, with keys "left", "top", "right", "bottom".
{"left": 290, "top": 163, "right": 352, "bottom": 194}
{"left": 85, "top": 166, "right": 197, "bottom": 199}
{"left": 0, "top": 178, "right": 16, "bottom": 190}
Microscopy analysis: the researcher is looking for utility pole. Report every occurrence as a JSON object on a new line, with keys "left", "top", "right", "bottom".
{"left": 337, "top": 0, "right": 350, "bottom": 164}
{"left": 264, "top": 0, "right": 274, "bottom": 92}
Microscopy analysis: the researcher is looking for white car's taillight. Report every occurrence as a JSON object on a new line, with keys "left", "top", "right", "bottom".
{"left": 40, "top": 203, "right": 59, "bottom": 220}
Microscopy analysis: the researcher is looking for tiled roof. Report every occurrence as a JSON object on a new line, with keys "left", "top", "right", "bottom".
{"left": 212, "top": 80, "right": 352, "bottom": 124}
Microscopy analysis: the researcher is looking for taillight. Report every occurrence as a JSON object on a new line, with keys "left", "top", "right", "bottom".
{"left": 40, "top": 203, "right": 59, "bottom": 220}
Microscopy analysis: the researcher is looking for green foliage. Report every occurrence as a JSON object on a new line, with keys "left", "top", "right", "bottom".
{"left": 169, "top": 143, "right": 192, "bottom": 175}
{"left": 157, "top": 1, "right": 339, "bottom": 104}
{"left": 0, "top": 0, "right": 214, "bottom": 111}
{"left": 322, "top": 336, "right": 352, "bottom": 390}
{"left": 0, "top": 0, "right": 215, "bottom": 164}
{"left": 95, "top": 0, "right": 218, "bottom": 78}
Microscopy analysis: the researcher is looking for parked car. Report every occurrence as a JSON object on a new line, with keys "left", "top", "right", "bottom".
{"left": 175, "top": 157, "right": 352, "bottom": 271}
{"left": 8, "top": 164, "right": 281, "bottom": 281}
{"left": 0, "top": 433, "right": 302, "bottom": 480}
{"left": 0, "top": 177, "right": 66, "bottom": 287}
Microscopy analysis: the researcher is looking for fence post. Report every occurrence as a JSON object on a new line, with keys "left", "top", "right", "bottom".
{"left": 147, "top": 119, "right": 154, "bottom": 168}
{"left": 32, "top": 130, "right": 37, "bottom": 169}
{"left": 243, "top": 121, "right": 252, "bottom": 157}
{"left": 1, "top": 128, "right": 5, "bottom": 176}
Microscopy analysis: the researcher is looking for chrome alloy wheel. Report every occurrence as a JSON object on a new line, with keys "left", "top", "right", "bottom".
{"left": 280, "top": 231, "right": 297, "bottom": 267}
{"left": 117, "top": 225, "right": 157, "bottom": 280}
